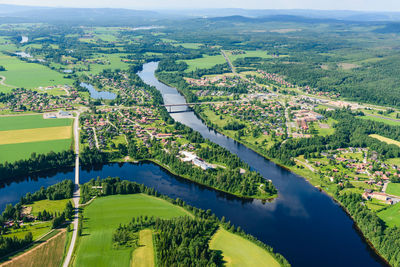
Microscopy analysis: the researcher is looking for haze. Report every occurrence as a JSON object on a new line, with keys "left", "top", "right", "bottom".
{"left": 1, "top": 0, "right": 400, "bottom": 12}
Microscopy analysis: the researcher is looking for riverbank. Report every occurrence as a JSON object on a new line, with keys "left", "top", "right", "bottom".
{"left": 154, "top": 73, "right": 391, "bottom": 266}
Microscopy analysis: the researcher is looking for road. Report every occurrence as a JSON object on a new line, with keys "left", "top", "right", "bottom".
{"left": 62, "top": 111, "right": 80, "bottom": 267}
{"left": 221, "top": 50, "right": 236, "bottom": 74}
{"left": 0, "top": 75, "right": 14, "bottom": 88}
{"left": 92, "top": 127, "right": 100, "bottom": 149}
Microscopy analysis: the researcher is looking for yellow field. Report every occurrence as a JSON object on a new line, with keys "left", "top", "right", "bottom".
{"left": 209, "top": 227, "right": 280, "bottom": 267}
{"left": 0, "top": 126, "right": 72, "bottom": 145}
{"left": 131, "top": 229, "right": 155, "bottom": 267}
{"left": 370, "top": 134, "right": 400, "bottom": 147}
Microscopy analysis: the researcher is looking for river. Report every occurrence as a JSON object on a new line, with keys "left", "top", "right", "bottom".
{"left": 0, "top": 62, "right": 386, "bottom": 266}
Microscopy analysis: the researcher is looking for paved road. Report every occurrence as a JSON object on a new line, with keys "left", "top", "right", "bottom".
{"left": 221, "top": 50, "right": 236, "bottom": 74}
{"left": 62, "top": 111, "right": 80, "bottom": 267}
{"left": 367, "top": 114, "right": 400, "bottom": 123}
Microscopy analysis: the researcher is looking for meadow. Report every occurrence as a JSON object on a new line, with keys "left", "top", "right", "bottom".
{"left": 73, "top": 194, "right": 190, "bottom": 267}
{"left": 0, "top": 115, "right": 72, "bottom": 131}
{"left": 0, "top": 54, "right": 72, "bottom": 93}
{"left": 360, "top": 115, "right": 400, "bottom": 126}
{"left": 369, "top": 134, "right": 400, "bottom": 147}
{"left": 29, "top": 199, "right": 71, "bottom": 216}
{"left": 386, "top": 183, "right": 400, "bottom": 197}
{"left": 180, "top": 54, "right": 226, "bottom": 72}
{"left": 378, "top": 203, "right": 400, "bottom": 227}
{"left": 0, "top": 139, "right": 72, "bottom": 163}
{"left": 227, "top": 50, "right": 273, "bottom": 62}
{"left": 209, "top": 227, "right": 280, "bottom": 267}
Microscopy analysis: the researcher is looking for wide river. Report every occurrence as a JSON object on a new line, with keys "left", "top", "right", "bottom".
{"left": 0, "top": 62, "right": 386, "bottom": 266}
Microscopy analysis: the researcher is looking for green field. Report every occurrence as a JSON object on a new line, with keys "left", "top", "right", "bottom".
{"left": 227, "top": 50, "right": 273, "bottom": 62}
{"left": 131, "top": 229, "right": 155, "bottom": 267}
{"left": 378, "top": 203, "right": 400, "bottom": 227}
{"left": 360, "top": 115, "right": 400, "bottom": 126}
{"left": 0, "top": 115, "right": 73, "bottom": 163}
{"left": 387, "top": 158, "right": 400, "bottom": 166}
{"left": 180, "top": 55, "right": 226, "bottom": 72}
{"left": 73, "top": 194, "right": 191, "bottom": 267}
{"left": 29, "top": 199, "right": 71, "bottom": 216}
{"left": 370, "top": 134, "right": 400, "bottom": 147}
{"left": 386, "top": 183, "right": 400, "bottom": 197}
{"left": 0, "top": 139, "right": 72, "bottom": 163}
{"left": 0, "top": 115, "right": 72, "bottom": 131}
{"left": 0, "top": 54, "right": 72, "bottom": 92}
{"left": 173, "top": 42, "right": 203, "bottom": 49}
{"left": 209, "top": 227, "right": 280, "bottom": 267}
{"left": 3, "top": 221, "right": 52, "bottom": 241}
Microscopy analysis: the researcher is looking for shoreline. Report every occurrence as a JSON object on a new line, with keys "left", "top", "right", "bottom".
{"left": 155, "top": 74, "right": 391, "bottom": 266}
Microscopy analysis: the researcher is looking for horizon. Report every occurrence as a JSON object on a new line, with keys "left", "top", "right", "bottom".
{"left": 1, "top": 1, "right": 400, "bottom": 13}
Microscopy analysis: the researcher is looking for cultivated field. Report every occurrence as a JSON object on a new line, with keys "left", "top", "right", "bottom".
{"left": 227, "top": 50, "right": 273, "bottom": 62}
{"left": 30, "top": 199, "right": 71, "bottom": 216}
{"left": 1, "top": 230, "right": 66, "bottom": 267}
{"left": 370, "top": 134, "right": 400, "bottom": 147}
{"left": 0, "top": 126, "right": 71, "bottom": 145}
{"left": 73, "top": 194, "right": 190, "bottom": 267}
{"left": 209, "top": 227, "right": 280, "bottom": 267}
{"left": 0, "top": 115, "right": 72, "bottom": 131}
{"left": 0, "top": 115, "right": 73, "bottom": 163}
{"left": 131, "top": 229, "right": 155, "bottom": 267}
{"left": 0, "top": 54, "right": 72, "bottom": 93}
{"left": 180, "top": 55, "right": 226, "bottom": 72}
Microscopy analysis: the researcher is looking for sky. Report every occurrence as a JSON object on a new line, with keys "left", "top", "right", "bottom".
{"left": 1, "top": 0, "right": 400, "bottom": 12}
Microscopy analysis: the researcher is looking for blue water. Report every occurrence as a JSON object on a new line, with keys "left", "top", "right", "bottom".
{"left": 80, "top": 82, "right": 117, "bottom": 100}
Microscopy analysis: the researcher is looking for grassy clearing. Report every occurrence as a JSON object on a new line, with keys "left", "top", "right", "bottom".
{"left": 209, "top": 227, "right": 280, "bottom": 267}
{"left": 369, "top": 134, "right": 400, "bottom": 147}
{"left": 0, "top": 126, "right": 72, "bottom": 145}
{"left": 30, "top": 199, "right": 71, "bottom": 216}
{"left": 74, "top": 194, "right": 191, "bottom": 267}
{"left": 0, "top": 115, "right": 72, "bottom": 131}
{"left": 360, "top": 115, "right": 400, "bottom": 126}
{"left": 172, "top": 43, "right": 203, "bottom": 49}
{"left": 378, "top": 203, "right": 400, "bottom": 227}
{"left": 0, "top": 54, "right": 72, "bottom": 92}
{"left": 131, "top": 229, "right": 155, "bottom": 267}
{"left": 3, "top": 222, "right": 52, "bottom": 241}
{"left": 2, "top": 230, "right": 66, "bottom": 267}
{"left": 314, "top": 118, "right": 337, "bottom": 136}
{"left": 0, "top": 139, "right": 72, "bottom": 163}
{"left": 180, "top": 55, "right": 226, "bottom": 72}
{"left": 227, "top": 50, "right": 272, "bottom": 62}
{"left": 387, "top": 158, "right": 400, "bottom": 166}
{"left": 386, "top": 183, "right": 400, "bottom": 197}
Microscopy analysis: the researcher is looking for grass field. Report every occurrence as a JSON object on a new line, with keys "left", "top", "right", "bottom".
{"left": 0, "top": 115, "right": 72, "bottom": 131}
{"left": 0, "top": 139, "right": 72, "bottom": 163}
{"left": 209, "top": 227, "right": 280, "bottom": 267}
{"left": 370, "top": 134, "right": 400, "bottom": 147}
{"left": 3, "top": 230, "right": 66, "bottom": 267}
{"left": 3, "top": 221, "right": 52, "bottom": 241}
{"left": 0, "top": 54, "right": 72, "bottom": 92}
{"left": 29, "top": 199, "right": 71, "bottom": 216}
{"left": 173, "top": 42, "right": 203, "bottom": 49}
{"left": 0, "top": 126, "right": 71, "bottom": 145}
{"left": 387, "top": 158, "right": 400, "bottom": 166}
{"left": 386, "top": 183, "right": 400, "bottom": 197}
{"left": 131, "top": 229, "right": 155, "bottom": 267}
{"left": 360, "top": 115, "right": 400, "bottom": 126}
{"left": 378, "top": 203, "right": 400, "bottom": 227}
{"left": 180, "top": 55, "right": 226, "bottom": 72}
{"left": 0, "top": 115, "right": 73, "bottom": 163}
{"left": 73, "top": 194, "right": 191, "bottom": 267}
{"left": 227, "top": 50, "right": 273, "bottom": 62}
